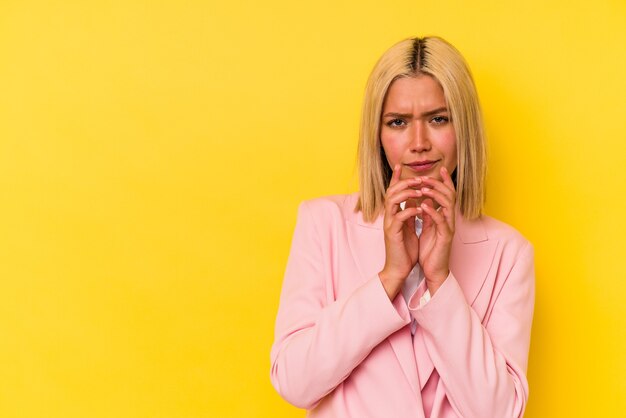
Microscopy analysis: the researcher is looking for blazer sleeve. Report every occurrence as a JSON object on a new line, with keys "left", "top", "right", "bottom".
{"left": 270, "top": 200, "right": 410, "bottom": 409}
{"left": 409, "top": 241, "right": 535, "bottom": 418}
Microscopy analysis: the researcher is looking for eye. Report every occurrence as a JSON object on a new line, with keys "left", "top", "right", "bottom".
{"left": 430, "top": 116, "right": 449, "bottom": 125}
{"left": 386, "top": 118, "right": 406, "bottom": 128}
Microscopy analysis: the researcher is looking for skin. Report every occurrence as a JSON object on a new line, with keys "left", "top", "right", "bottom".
{"left": 377, "top": 75, "right": 458, "bottom": 300}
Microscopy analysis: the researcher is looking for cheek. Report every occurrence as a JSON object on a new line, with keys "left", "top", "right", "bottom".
{"left": 380, "top": 134, "right": 401, "bottom": 166}
{"left": 447, "top": 141, "right": 458, "bottom": 167}
{"left": 442, "top": 131, "right": 458, "bottom": 171}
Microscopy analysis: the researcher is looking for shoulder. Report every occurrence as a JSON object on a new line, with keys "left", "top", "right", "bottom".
{"left": 481, "top": 215, "right": 528, "bottom": 242}
{"left": 457, "top": 210, "right": 532, "bottom": 251}
{"left": 479, "top": 214, "right": 533, "bottom": 258}
{"left": 297, "top": 192, "right": 360, "bottom": 223}
{"left": 290, "top": 193, "right": 361, "bottom": 248}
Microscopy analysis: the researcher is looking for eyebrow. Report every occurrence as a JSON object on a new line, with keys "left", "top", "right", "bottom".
{"left": 383, "top": 107, "right": 449, "bottom": 119}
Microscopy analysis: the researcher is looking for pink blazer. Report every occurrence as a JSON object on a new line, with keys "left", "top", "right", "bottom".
{"left": 270, "top": 193, "right": 535, "bottom": 418}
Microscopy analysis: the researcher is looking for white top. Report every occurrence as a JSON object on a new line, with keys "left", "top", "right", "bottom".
{"left": 399, "top": 202, "right": 431, "bottom": 335}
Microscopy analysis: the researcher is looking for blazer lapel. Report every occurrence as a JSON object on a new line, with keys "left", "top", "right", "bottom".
{"left": 387, "top": 313, "right": 421, "bottom": 397}
{"left": 345, "top": 205, "right": 420, "bottom": 396}
{"left": 450, "top": 210, "right": 498, "bottom": 306}
{"left": 415, "top": 211, "right": 499, "bottom": 388}
{"left": 344, "top": 197, "right": 498, "bottom": 394}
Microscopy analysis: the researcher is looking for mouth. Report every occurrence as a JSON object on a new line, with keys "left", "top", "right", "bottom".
{"left": 405, "top": 159, "right": 440, "bottom": 173}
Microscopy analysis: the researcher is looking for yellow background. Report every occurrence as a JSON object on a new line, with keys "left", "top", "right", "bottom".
{"left": 1, "top": 1, "right": 624, "bottom": 417}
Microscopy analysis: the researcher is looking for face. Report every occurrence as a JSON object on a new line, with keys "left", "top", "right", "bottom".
{"left": 380, "top": 75, "right": 457, "bottom": 183}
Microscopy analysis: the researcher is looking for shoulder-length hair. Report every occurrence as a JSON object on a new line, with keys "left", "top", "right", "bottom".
{"left": 356, "top": 36, "right": 486, "bottom": 222}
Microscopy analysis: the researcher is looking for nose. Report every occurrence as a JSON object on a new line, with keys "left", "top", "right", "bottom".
{"left": 409, "top": 121, "right": 431, "bottom": 152}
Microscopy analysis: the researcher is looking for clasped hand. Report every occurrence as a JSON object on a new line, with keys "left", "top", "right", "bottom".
{"left": 379, "top": 164, "right": 456, "bottom": 300}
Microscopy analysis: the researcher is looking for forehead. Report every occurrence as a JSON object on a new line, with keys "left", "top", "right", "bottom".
{"left": 383, "top": 75, "right": 446, "bottom": 111}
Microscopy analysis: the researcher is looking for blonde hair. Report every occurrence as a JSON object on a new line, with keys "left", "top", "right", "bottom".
{"left": 356, "top": 37, "right": 486, "bottom": 222}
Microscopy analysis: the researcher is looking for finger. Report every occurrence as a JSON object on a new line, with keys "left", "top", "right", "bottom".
{"left": 388, "top": 206, "right": 420, "bottom": 233}
{"left": 440, "top": 166, "right": 456, "bottom": 191}
{"left": 426, "top": 168, "right": 456, "bottom": 229}
{"left": 386, "top": 188, "right": 421, "bottom": 208}
{"left": 418, "top": 176, "right": 456, "bottom": 198}
{"left": 416, "top": 177, "right": 456, "bottom": 224}
{"left": 386, "top": 176, "right": 422, "bottom": 198}
{"left": 384, "top": 165, "right": 403, "bottom": 225}
{"left": 384, "top": 180, "right": 421, "bottom": 217}
{"left": 384, "top": 189, "right": 418, "bottom": 228}
{"left": 439, "top": 167, "right": 456, "bottom": 229}
{"left": 421, "top": 202, "right": 451, "bottom": 236}
{"left": 404, "top": 206, "right": 416, "bottom": 235}
{"left": 417, "top": 198, "right": 434, "bottom": 230}
{"left": 389, "top": 164, "right": 402, "bottom": 187}
{"left": 419, "top": 187, "right": 452, "bottom": 209}
{"left": 419, "top": 187, "right": 455, "bottom": 230}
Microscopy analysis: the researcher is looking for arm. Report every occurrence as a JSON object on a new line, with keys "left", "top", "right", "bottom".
{"left": 270, "top": 201, "right": 409, "bottom": 409}
{"left": 409, "top": 241, "right": 535, "bottom": 418}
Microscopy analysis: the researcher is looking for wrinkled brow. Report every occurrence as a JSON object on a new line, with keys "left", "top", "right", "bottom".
{"left": 383, "top": 107, "right": 448, "bottom": 119}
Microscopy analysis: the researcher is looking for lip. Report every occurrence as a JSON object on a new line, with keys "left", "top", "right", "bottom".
{"left": 405, "top": 159, "right": 440, "bottom": 173}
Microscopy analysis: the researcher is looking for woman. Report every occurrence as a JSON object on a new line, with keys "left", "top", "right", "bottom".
{"left": 270, "top": 36, "right": 535, "bottom": 418}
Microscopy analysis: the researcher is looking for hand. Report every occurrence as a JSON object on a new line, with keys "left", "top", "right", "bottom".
{"left": 378, "top": 164, "right": 422, "bottom": 300}
{"left": 415, "top": 166, "right": 456, "bottom": 295}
